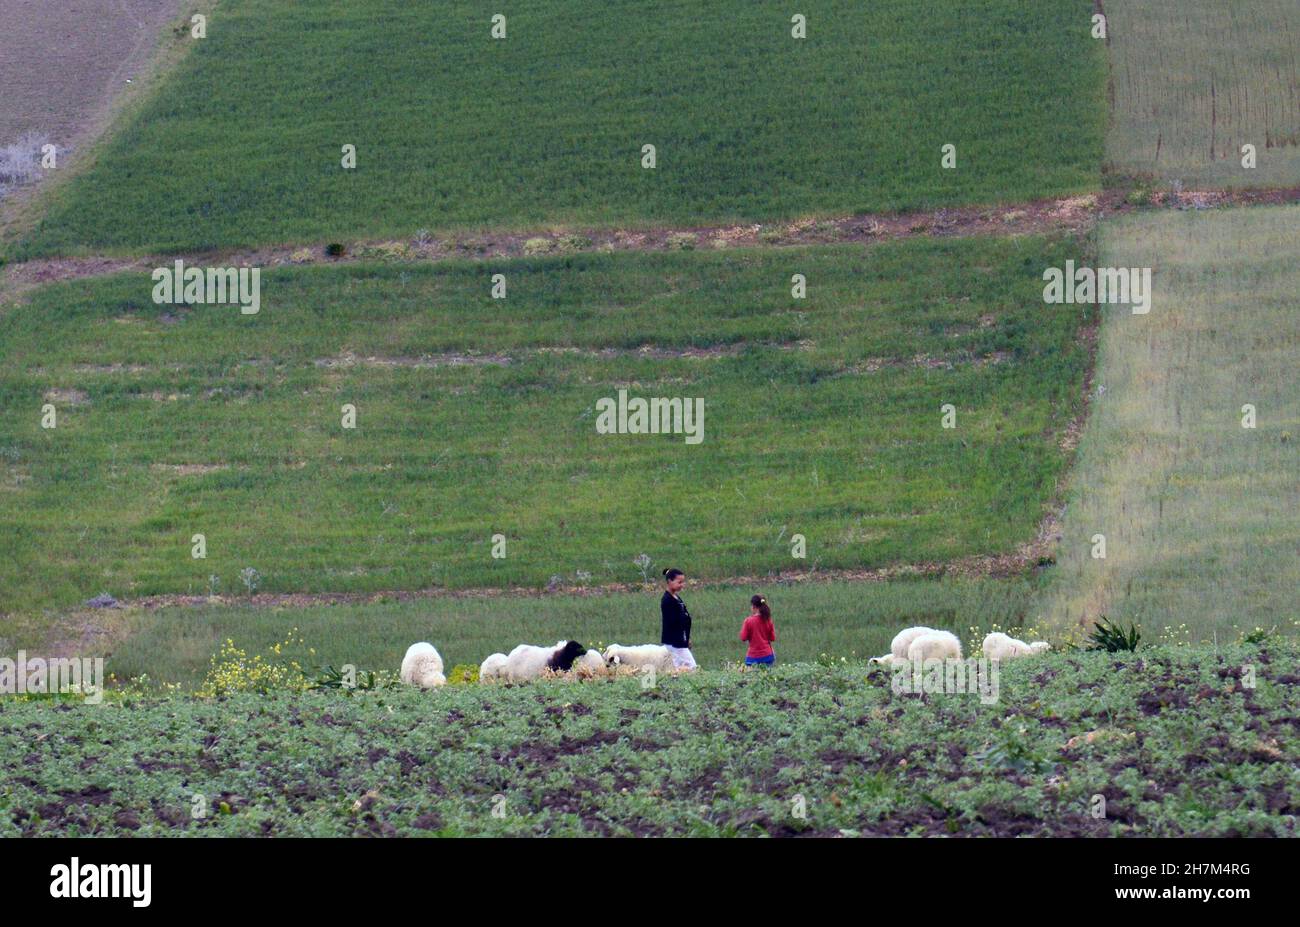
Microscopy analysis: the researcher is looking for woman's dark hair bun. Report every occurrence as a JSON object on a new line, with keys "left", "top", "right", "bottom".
{"left": 663, "top": 568, "right": 684, "bottom": 580}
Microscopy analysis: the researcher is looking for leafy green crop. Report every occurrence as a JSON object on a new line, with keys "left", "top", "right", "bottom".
{"left": 2, "top": 643, "right": 1294, "bottom": 837}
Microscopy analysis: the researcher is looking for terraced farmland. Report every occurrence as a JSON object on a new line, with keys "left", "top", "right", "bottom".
{"left": 10, "top": 0, "right": 1105, "bottom": 257}
{"left": 0, "top": 236, "right": 1092, "bottom": 616}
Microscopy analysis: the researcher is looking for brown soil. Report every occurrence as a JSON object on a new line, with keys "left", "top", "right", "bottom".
{"left": 0, "top": 0, "right": 182, "bottom": 186}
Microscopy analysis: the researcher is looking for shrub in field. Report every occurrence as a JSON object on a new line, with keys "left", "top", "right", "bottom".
{"left": 307, "top": 665, "right": 395, "bottom": 691}
{"left": 666, "top": 232, "right": 697, "bottom": 251}
{"left": 1241, "top": 626, "right": 1279, "bottom": 645}
{"left": 355, "top": 241, "right": 412, "bottom": 261}
{"left": 446, "top": 663, "right": 479, "bottom": 685}
{"left": 554, "top": 234, "right": 592, "bottom": 253}
{"left": 197, "top": 631, "right": 312, "bottom": 696}
{"left": 1087, "top": 617, "right": 1141, "bottom": 653}
{"left": 325, "top": 242, "right": 346, "bottom": 257}
{"left": 522, "top": 237, "right": 554, "bottom": 255}
{"left": 0, "top": 133, "right": 48, "bottom": 194}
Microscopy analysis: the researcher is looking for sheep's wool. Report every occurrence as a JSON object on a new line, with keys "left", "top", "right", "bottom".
{"left": 890, "top": 626, "right": 936, "bottom": 660}
{"left": 982, "top": 632, "right": 1050, "bottom": 662}
{"left": 603, "top": 644, "right": 674, "bottom": 674}
{"left": 400, "top": 642, "right": 447, "bottom": 688}
{"left": 479, "top": 652, "right": 508, "bottom": 682}
{"left": 906, "top": 631, "right": 962, "bottom": 662}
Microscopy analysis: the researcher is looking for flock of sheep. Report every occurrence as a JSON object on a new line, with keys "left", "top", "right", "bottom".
{"left": 868, "top": 628, "right": 1050, "bottom": 666}
{"left": 398, "top": 628, "right": 1051, "bottom": 689}
{"left": 399, "top": 639, "right": 676, "bottom": 688}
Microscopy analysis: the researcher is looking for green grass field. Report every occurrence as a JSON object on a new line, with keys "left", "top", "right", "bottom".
{"left": 1035, "top": 206, "right": 1300, "bottom": 639}
{"left": 1106, "top": 0, "right": 1300, "bottom": 188}
{"left": 10, "top": 0, "right": 1105, "bottom": 257}
{"left": 4, "top": 641, "right": 1295, "bottom": 836}
{"left": 0, "top": 237, "right": 1093, "bottom": 617}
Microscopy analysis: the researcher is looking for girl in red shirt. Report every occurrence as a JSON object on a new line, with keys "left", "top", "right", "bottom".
{"left": 740, "top": 594, "right": 776, "bottom": 667}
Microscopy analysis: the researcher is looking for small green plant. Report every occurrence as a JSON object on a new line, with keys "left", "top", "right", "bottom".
{"left": 1241, "top": 626, "right": 1278, "bottom": 645}
{"left": 1125, "top": 187, "right": 1152, "bottom": 207}
{"left": 355, "top": 240, "right": 411, "bottom": 261}
{"left": 554, "top": 233, "right": 592, "bottom": 253}
{"left": 325, "top": 242, "right": 346, "bottom": 257}
{"left": 973, "top": 725, "right": 1052, "bottom": 775}
{"left": 239, "top": 566, "right": 261, "bottom": 595}
{"left": 666, "top": 232, "right": 697, "bottom": 251}
{"left": 446, "top": 663, "right": 480, "bottom": 685}
{"left": 1087, "top": 617, "right": 1141, "bottom": 653}
{"left": 522, "top": 237, "right": 554, "bottom": 255}
{"left": 308, "top": 664, "right": 381, "bottom": 691}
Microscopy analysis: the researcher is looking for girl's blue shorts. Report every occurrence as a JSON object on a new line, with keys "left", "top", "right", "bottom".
{"left": 744, "top": 654, "right": 775, "bottom": 666}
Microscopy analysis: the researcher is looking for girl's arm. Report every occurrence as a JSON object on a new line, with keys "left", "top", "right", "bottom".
{"left": 740, "top": 619, "right": 750, "bottom": 642}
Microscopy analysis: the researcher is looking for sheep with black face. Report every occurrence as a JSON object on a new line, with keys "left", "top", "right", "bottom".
{"left": 503, "top": 640, "right": 588, "bottom": 683}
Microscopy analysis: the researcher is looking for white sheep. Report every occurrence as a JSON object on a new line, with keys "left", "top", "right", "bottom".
{"left": 503, "top": 640, "right": 588, "bottom": 683}
{"left": 890, "top": 626, "right": 936, "bottom": 660}
{"left": 575, "top": 649, "right": 607, "bottom": 679}
{"left": 982, "top": 632, "right": 1050, "bottom": 662}
{"left": 869, "top": 625, "right": 939, "bottom": 665}
{"left": 400, "top": 642, "right": 447, "bottom": 688}
{"left": 479, "top": 652, "right": 508, "bottom": 683}
{"left": 906, "top": 630, "right": 963, "bottom": 662}
{"left": 602, "top": 644, "right": 674, "bottom": 674}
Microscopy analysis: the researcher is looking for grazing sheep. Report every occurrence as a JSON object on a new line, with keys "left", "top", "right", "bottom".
{"left": 982, "top": 632, "right": 1050, "bottom": 662}
{"left": 575, "top": 649, "right": 608, "bottom": 679}
{"left": 400, "top": 642, "right": 447, "bottom": 688}
{"left": 602, "top": 643, "right": 674, "bottom": 674}
{"left": 890, "top": 626, "right": 936, "bottom": 660}
{"left": 503, "top": 640, "right": 588, "bottom": 683}
{"left": 906, "top": 630, "right": 963, "bottom": 662}
{"left": 868, "top": 626, "right": 939, "bottom": 665}
{"left": 479, "top": 652, "right": 509, "bottom": 683}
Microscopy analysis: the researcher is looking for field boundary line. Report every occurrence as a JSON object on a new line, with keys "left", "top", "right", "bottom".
{"left": 87, "top": 546, "right": 1053, "bottom": 615}
{"left": 5, "top": 187, "right": 1298, "bottom": 301}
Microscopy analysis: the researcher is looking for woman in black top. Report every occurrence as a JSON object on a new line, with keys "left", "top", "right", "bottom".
{"left": 660, "top": 568, "right": 697, "bottom": 670}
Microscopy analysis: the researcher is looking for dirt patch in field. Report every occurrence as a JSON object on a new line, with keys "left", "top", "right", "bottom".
{"left": 314, "top": 352, "right": 514, "bottom": 370}
{"left": 0, "top": 0, "right": 183, "bottom": 200}
{"left": 312, "top": 344, "right": 803, "bottom": 370}
{"left": 150, "top": 462, "right": 229, "bottom": 476}
{"left": 41, "top": 387, "right": 89, "bottom": 405}
{"left": 6, "top": 187, "right": 1300, "bottom": 300}
{"left": 42, "top": 607, "right": 134, "bottom": 660}
{"left": 835, "top": 350, "right": 1013, "bottom": 377}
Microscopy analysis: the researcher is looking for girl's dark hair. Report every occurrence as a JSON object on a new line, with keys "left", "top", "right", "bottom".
{"left": 751, "top": 594, "right": 771, "bottom": 621}
{"left": 663, "top": 568, "right": 684, "bottom": 581}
